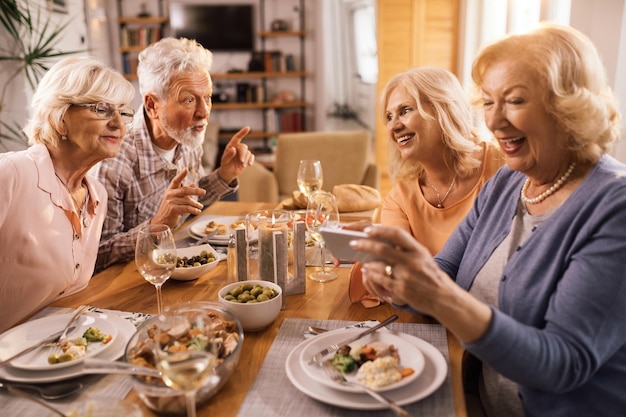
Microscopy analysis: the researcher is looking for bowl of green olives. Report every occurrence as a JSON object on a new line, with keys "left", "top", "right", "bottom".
{"left": 218, "top": 280, "right": 282, "bottom": 331}
{"left": 170, "top": 244, "right": 219, "bottom": 281}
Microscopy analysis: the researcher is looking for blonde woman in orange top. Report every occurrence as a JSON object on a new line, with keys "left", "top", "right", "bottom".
{"left": 350, "top": 67, "right": 503, "bottom": 306}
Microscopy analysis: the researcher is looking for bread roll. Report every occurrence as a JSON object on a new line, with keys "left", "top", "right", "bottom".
{"left": 332, "top": 184, "right": 382, "bottom": 212}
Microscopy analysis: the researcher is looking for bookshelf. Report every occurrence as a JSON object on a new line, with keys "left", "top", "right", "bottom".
{"left": 116, "top": 1, "right": 167, "bottom": 80}
{"left": 211, "top": 0, "right": 308, "bottom": 145}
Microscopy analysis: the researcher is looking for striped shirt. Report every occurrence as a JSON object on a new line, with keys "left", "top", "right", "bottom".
{"left": 93, "top": 107, "right": 236, "bottom": 272}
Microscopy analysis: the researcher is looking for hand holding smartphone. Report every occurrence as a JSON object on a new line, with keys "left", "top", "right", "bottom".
{"left": 319, "top": 227, "right": 389, "bottom": 263}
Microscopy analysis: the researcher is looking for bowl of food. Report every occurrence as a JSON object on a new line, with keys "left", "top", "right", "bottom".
{"left": 124, "top": 302, "right": 243, "bottom": 414}
{"left": 170, "top": 244, "right": 219, "bottom": 281}
{"left": 218, "top": 280, "right": 282, "bottom": 331}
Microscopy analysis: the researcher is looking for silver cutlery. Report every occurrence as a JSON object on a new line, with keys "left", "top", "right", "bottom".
{"left": 0, "top": 380, "right": 83, "bottom": 400}
{"left": 307, "top": 314, "right": 398, "bottom": 364}
{"left": 320, "top": 362, "right": 411, "bottom": 417}
{"left": 0, "top": 382, "right": 69, "bottom": 417}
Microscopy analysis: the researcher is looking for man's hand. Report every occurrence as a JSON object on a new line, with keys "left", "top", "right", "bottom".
{"left": 151, "top": 168, "right": 206, "bottom": 228}
{"left": 216, "top": 126, "right": 255, "bottom": 184}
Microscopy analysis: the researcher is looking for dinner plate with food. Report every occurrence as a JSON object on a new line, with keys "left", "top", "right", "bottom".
{"left": 0, "top": 312, "right": 118, "bottom": 371}
{"left": 189, "top": 216, "right": 257, "bottom": 244}
{"left": 285, "top": 329, "right": 447, "bottom": 410}
{"left": 0, "top": 311, "right": 136, "bottom": 383}
{"left": 299, "top": 329, "right": 425, "bottom": 393}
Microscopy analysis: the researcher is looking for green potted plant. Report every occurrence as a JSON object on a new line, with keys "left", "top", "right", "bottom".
{"left": 0, "top": 0, "right": 84, "bottom": 150}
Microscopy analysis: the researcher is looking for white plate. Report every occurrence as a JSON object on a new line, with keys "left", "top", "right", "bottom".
{"left": 189, "top": 215, "right": 253, "bottom": 244}
{"left": 0, "top": 313, "right": 118, "bottom": 371}
{"left": 285, "top": 331, "right": 447, "bottom": 410}
{"left": 299, "top": 329, "right": 425, "bottom": 393}
{"left": 0, "top": 312, "right": 136, "bottom": 383}
{"left": 171, "top": 244, "right": 220, "bottom": 281}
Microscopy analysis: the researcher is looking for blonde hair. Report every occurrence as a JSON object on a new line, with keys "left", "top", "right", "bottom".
{"left": 380, "top": 67, "right": 483, "bottom": 183}
{"left": 137, "top": 37, "right": 213, "bottom": 100}
{"left": 471, "top": 23, "right": 620, "bottom": 164}
{"left": 24, "top": 57, "right": 135, "bottom": 147}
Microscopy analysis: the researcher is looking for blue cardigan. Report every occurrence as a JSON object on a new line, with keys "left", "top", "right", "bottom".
{"left": 434, "top": 156, "right": 626, "bottom": 416}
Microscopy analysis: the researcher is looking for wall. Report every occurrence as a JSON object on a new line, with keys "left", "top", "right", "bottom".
{"left": 569, "top": 0, "right": 626, "bottom": 162}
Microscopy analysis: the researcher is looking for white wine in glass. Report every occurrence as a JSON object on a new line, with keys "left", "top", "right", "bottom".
{"left": 297, "top": 159, "right": 323, "bottom": 198}
{"left": 135, "top": 224, "right": 176, "bottom": 314}
{"left": 156, "top": 303, "right": 218, "bottom": 417}
{"left": 305, "top": 190, "right": 340, "bottom": 282}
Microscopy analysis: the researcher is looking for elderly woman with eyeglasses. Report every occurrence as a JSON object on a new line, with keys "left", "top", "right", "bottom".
{"left": 0, "top": 57, "right": 135, "bottom": 332}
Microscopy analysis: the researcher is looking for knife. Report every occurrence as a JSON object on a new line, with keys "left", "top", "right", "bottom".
{"left": 307, "top": 314, "right": 399, "bottom": 365}
{"left": 0, "top": 326, "right": 76, "bottom": 367}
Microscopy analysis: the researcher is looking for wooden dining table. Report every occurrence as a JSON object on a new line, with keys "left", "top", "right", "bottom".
{"left": 50, "top": 201, "right": 468, "bottom": 417}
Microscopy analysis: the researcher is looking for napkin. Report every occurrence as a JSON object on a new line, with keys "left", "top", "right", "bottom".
{"left": 348, "top": 262, "right": 382, "bottom": 308}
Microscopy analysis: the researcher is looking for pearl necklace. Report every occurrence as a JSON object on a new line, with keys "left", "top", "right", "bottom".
{"left": 427, "top": 173, "right": 457, "bottom": 208}
{"left": 521, "top": 162, "right": 576, "bottom": 204}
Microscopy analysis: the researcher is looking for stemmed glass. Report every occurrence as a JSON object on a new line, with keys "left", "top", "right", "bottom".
{"left": 154, "top": 303, "right": 218, "bottom": 417}
{"left": 297, "top": 160, "right": 323, "bottom": 199}
{"left": 135, "top": 223, "right": 176, "bottom": 314}
{"left": 305, "top": 190, "right": 340, "bottom": 282}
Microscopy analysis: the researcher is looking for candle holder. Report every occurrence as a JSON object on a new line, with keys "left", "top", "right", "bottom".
{"left": 245, "top": 210, "right": 293, "bottom": 283}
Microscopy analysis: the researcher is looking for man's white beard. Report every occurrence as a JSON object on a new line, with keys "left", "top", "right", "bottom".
{"left": 162, "top": 117, "right": 206, "bottom": 149}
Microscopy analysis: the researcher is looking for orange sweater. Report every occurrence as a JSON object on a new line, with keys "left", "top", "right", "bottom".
{"left": 382, "top": 141, "right": 503, "bottom": 255}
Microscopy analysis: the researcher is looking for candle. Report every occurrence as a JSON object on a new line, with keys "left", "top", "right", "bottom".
{"left": 258, "top": 217, "right": 289, "bottom": 282}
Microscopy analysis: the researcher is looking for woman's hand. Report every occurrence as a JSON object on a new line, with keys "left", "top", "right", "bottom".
{"left": 352, "top": 225, "right": 493, "bottom": 343}
{"left": 351, "top": 225, "right": 439, "bottom": 311}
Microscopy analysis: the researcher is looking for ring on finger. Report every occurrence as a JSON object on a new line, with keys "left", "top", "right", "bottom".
{"left": 384, "top": 264, "right": 394, "bottom": 278}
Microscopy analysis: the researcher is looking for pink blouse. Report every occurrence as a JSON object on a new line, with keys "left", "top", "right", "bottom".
{"left": 0, "top": 144, "right": 106, "bottom": 332}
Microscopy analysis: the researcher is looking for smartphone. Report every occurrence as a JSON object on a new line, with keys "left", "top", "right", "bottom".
{"left": 319, "top": 227, "right": 387, "bottom": 263}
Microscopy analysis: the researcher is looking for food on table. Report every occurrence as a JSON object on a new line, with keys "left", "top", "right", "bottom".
{"left": 231, "top": 219, "right": 257, "bottom": 233}
{"left": 175, "top": 250, "right": 216, "bottom": 268}
{"left": 83, "top": 326, "right": 113, "bottom": 343}
{"left": 328, "top": 341, "right": 414, "bottom": 389}
{"left": 221, "top": 282, "right": 279, "bottom": 303}
{"left": 204, "top": 220, "right": 228, "bottom": 235}
{"left": 47, "top": 326, "right": 112, "bottom": 364}
{"left": 128, "top": 312, "right": 240, "bottom": 387}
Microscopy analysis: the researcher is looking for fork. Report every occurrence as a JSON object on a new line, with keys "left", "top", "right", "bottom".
{"left": 320, "top": 363, "right": 411, "bottom": 417}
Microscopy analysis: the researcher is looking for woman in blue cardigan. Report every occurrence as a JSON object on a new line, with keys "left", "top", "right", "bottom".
{"left": 352, "top": 24, "right": 626, "bottom": 417}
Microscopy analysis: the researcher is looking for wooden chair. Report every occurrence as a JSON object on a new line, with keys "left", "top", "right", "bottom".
{"left": 238, "top": 130, "right": 379, "bottom": 203}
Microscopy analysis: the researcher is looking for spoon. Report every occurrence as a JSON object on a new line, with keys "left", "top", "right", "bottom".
{"left": 306, "top": 326, "right": 329, "bottom": 336}
{"left": 5, "top": 380, "right": 83, "bottom": 400}
{"left": 0, "top": 382, "right": 69, "bottom": 417}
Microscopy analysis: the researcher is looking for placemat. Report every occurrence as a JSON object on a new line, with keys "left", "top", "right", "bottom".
{"left": 237, "top": 318, "right": 455, "bottom": 417}
{"left": 0, "top": 306, "right": 148, "bottom": 416}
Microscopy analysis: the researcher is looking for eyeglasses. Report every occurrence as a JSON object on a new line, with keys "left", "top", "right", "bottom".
{"left": 74, "top": 102, "right": 135, "bottom": 124}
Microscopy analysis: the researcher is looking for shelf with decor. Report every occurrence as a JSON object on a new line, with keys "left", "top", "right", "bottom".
{"left": 209, "top": 0, "right": 307, "bottom": 151}
{"left": 116, "top": 1, "right": 167, "bottom": 80}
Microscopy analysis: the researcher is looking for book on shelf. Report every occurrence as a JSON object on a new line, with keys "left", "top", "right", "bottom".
{"left": 122, "top": 56, "right": 139, "bottom": 75}
{"left": 120, "top": 26, "right": 161, "bottom": 48}
{"left": 276, "top": 110, "right": 303, "bottom": 133}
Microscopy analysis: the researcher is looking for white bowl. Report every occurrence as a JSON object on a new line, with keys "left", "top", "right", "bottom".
{"left": 171, "top": 244, "right": 219, "bottom": 281}
{"left": 218, "top": 280, "right": 282, "bottom": 331}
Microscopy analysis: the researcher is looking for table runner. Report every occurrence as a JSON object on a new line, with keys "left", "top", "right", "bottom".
{"left": 237, "top": 318, "right": 455, "bottom": 417}
{"left": 0, "top": 306, "right": 146, "bottom": 416}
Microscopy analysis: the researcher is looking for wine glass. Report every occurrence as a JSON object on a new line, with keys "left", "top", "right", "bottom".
{"left": 297, "top": 160, "right": 323, "bottom": 199}
{"left": 135, "top": 223, "right": 176, "bottom": 314}
{"left": 305, "top": 190, "right": 340, "bottom": 282}
{"left": 154, "top": 303, "right": 218, "bottom": 417}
